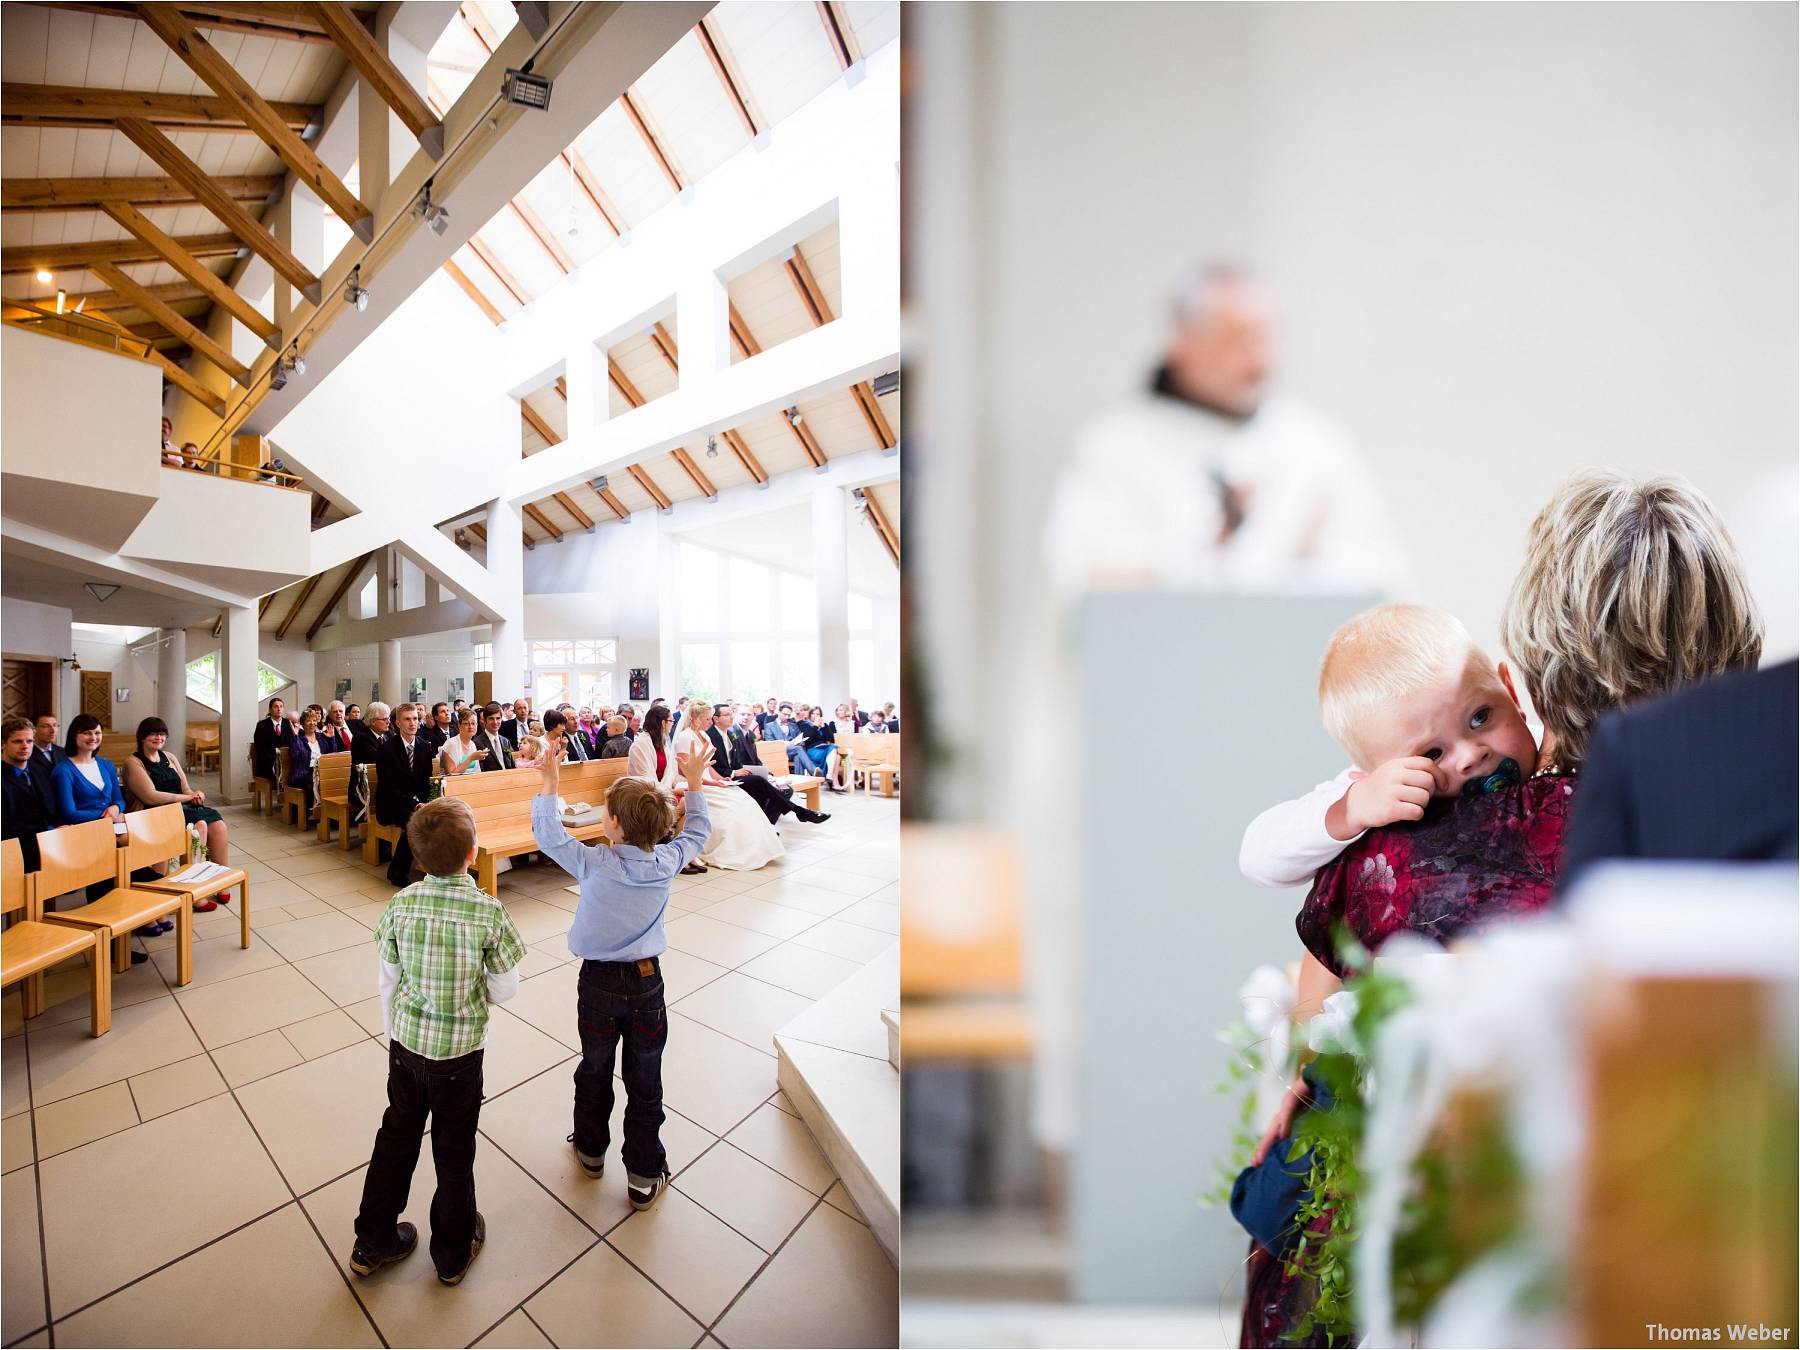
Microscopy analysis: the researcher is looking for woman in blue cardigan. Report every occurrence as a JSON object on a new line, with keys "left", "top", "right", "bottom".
{"left": 50, "top": 713, "right": 124, "bottom": 826}
{"left": 51, "top": 714, "right": 171, "bottom": 939}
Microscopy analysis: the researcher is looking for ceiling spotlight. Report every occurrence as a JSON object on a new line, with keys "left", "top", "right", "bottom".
{"left": 502, "top": 66, "right": 554, "bottom": 111}
{"left": 55, "top": 290, "right": 66, "bottom": 314}
{"left": 291, "top": 351, "right": 306, "bottom": 376}
{"left": 454, "top": 529, "right": 469, "bottom": 548}
{"left": 271, "top": 363, "right": 288, "bottom": 392}
{"left": 343, "top": 264, "right": 369, "bottom": 312}
{"left": 784, "top": 407, "right": 803, "bottom": 427}
{"left": 872, "top": 370, "right": 899, "bottom": 398}
{"left": 73, "top": 296, "right": 85, "bottom": 313}
{"left": 84, "top": 583, "right": 120, "bottom": 603}
{"left": 272, "top": 345, "right": 304, "bottom": 391}
{"left": 35, "top": 269, "right": 51, "bottom": 284}
{"left": 413, "top": 183, "right": 450, "bottom": 236}
{"left": 705, "top": 435, "right": 719, "bottom": 459}
{"left": 590, "top": 474, "right": 608, "bottom": 493}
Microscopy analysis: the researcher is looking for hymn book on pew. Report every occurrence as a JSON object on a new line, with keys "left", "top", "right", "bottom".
{"left": 164, "top": 859, "right": 231, "bottom": 887}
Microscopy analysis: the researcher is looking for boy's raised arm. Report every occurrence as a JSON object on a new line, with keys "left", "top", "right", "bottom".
{"left": 529, "top": 744, "right": 596, "bottom": 881}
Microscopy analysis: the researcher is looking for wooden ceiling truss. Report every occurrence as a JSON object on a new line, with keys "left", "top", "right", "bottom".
{"left": 1, "top": 173, "right": 280, "bottom": 212}
{"left": 304, "top": 551, "right": 375, "bottom": 641}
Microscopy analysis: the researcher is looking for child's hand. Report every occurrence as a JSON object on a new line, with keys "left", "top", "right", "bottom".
{"left": 1343, "top": 756, "right": 1435, "bottom": 832}
{"left": 676, "top": 743, "right": 710, "bottom": 788}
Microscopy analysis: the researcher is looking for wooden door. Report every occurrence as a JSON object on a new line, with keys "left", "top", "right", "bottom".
{"left": 80, "top": 671, "right": 111, "bottom": 727}
{"left": 1, "top": 659, "right": 52, "bottom": 724}
{"left": 473, "top": 672, "right": 493, "bottom": 707}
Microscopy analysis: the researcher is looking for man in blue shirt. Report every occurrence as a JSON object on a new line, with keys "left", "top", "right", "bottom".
{"left": 529, "top": 732, "right": 712, "bottom": 1211}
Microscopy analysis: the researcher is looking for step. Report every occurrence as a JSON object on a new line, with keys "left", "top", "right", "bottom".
{"left": 774, "top": 941, "right": 899, "bottom": 1264}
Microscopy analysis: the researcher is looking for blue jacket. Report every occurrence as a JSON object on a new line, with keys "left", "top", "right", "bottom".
{"left": 288, "top": 734, "right": 322, "bottom": 787}
{"left": 50, "top": 756, "right": 125, "bottom": 826}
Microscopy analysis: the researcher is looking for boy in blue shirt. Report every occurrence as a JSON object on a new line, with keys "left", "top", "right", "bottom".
{"left": 530, "top": 732, "right": 711, "bottom": 1209}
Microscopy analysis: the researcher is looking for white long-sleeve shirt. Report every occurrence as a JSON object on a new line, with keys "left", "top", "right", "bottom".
{"left": 1239, "top": 767, "right": 1364, "bottom": 888}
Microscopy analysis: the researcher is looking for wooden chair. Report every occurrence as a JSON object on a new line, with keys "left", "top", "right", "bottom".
{"left": 98, "top": 732, "right": 137, "bottom": 775}
{"left": 190, "top": 724, "right": 221, "bottom": 773}
{"left": 315, "top": 752, "right": 355, "bottom": 849}
{"left": 863, "top": 736, "right": 901, "bottom": 798}
{"left": 2, "top": 838, "right": 110, "bottom": 1035}
{"left": 754, "top": 741, "right": 826, "bottom": 812}
{"left": 361, "top": 766, "right": 405, "bottom": 867}
{"left": 123, "top": 803, "right": 251, "bottom": 950}
{"left": 36, "top": 818, "right": 193, "bottom": 987}
{"left": 248, "top": 745, "right": 275, "bottom": 815}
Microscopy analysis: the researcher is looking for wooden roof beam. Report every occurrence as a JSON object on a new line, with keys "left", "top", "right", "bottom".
{"left": 465, "top": 235, "right": 530, "bottom": 306}
{"left": 90, "top": 261, "right": 250, "bottom": 384}
{"left": 99, "top": 201, "right": 279, "bottom": 345}
{"left": 862, "top": 489, "right": 899, "bottom": 563}
{"left": 851, "top": 380, "right": 897, "bottom": 450}
{"left": 553, "top": 491, "right": 595, "bottom": 530}
{"left": 258, "top": 593, "right": 276, "bottom": 620}
{"left": 468, "top": 522, "right": 488, "bottom": 543}
{"left": 304, "top": 551, "right": 375, "bottom": 641}
{"left": 118, "top": 117, "right": 321, "bottom": 300}
{"left": 784, "top": 244, "right": 832, "bottom": 326}
{"left": 308, "top": 2, "right": 444, "bottom": 158}
{"left": 273, "top": 570, "right": 324, "bottom": 641}
{"left": 608, "top": 365, "right": 646, "bottom": 409}
{"left": 19, "top": 3, "right": 352, "bottom": 44}
{"left": 728, "top": 302, "right": 761, "bottom": 359}
{"left": 442, "top": 259, "right": 504, "bottom": 324}
{"left": 1, "top": 174, "right": 280, "bottom": 212}
{"left": 522, "top": 502, "right": 563, "bottom": 541}
{"left": 626, "top": 463, "right": 672, "bottom": 511}
{"left": 670, "top": 446, "right": 717, "bottom": 499}
{"left": 722, "top": 428, "right": 768, "bottom": 484}
{"left": 817, "top": 1, "right": 862, "bottom": 70}
{"left": 138, "top": 4, "right": 374, "bottom": 239}
{"left": 145, "top": 344, "right": 227, "bottom": 415}
{"left": 785, "top": 408, "right": 828, "bottom": 469}
{"left": 647, "top": 322, "right": 679, "bottom": 375}
{"left": 696, "top": 18, "right": 762, "bottom": 138}
{"left": 620, "top": 90, "right": 685, "bottom": 193}
{"left": 597, "top": 487, "right": 630, "bottom": 521}
{"left": 0, "top": 81, "right": 320, "bottom": 130}
{"left": 509, "top": 196, "right": 575, "bottom": 274}
{"left": 2, "top": 232, "right": 241, "bottom": 275}
{"left": 520, "top": 401, "right": 561, "bottom": 447}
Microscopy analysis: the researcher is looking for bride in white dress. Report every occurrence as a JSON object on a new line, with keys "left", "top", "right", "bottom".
{"left": 629, "top": 704, "right": 784, "bottom": 872}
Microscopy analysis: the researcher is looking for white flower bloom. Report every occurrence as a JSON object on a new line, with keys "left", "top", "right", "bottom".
{"left": 1308, "top": 989, "right": 1361, "bottom": 1056}
{"left": 1237, "top": 963, "right": 1298, "bottom": 1038}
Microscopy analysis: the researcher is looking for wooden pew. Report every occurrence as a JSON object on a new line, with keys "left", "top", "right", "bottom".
{"left": 443, "top": 761, "right": 627, "bottom": 895}
{"left": 98, "top": 732, "right": 136, "bottom": 774}
{"left": 276, "top": 746, "right": 306, "bottom": 827}
{"left": 186, "top": 722, "right": 220, "bottom": 772}
{"left": 361, "top": 765, "right": 405, "bottom": 867}
{"left": 315, "top": 752, "right": 354, "bottom": 848}
{"left": 753, "top": 742, "right": 825, "bottom": 812}
{"left": 2, "top": 838, "right": 109, "bottom": 1035}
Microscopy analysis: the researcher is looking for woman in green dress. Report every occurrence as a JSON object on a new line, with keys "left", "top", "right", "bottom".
{"left": 124, "top": 716, "right": 231, "bottom": 911}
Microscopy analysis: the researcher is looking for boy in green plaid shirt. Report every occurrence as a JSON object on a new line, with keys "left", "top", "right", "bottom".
{"left": 350, "top": 796, "right": 527, "bottom": 1286}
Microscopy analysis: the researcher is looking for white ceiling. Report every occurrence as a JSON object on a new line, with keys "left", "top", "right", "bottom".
{"left": 674, "top": 490, "right": 898, "bottom": 600}
{"left": 1, "top": 548, "right": 222, "bottom": 627}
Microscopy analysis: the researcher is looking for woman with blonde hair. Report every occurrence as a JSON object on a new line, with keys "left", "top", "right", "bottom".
{"left": 1244, "top": 471, "right": 1764, "bottom": 1348}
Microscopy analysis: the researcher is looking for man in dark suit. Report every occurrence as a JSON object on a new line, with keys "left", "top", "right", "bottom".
{"left": 375, "top": 703, "right": 437, "bottom": 885}
{"left": 699, "top": 703, "right": 829, "bottom": 826}
{"left": 754, "top": 697, "right": 780, "bottom": 734}
{"left": 3, "top": 717, "right": 54, "bottom": 871}
{"left": 29, "top": 713, "right": 65, "bottom": 778}
{"left": 420, "top": 702, "right": 452, "bottom": 753}
{"left": 472, "top": 704, "right": 514, "bottom": 772}
{"left": 498, "top": 698, "right": 530, "bottom": 751}
{"left": 545, "top": 709, "right": 591, "bottom": 761}
{"left": 253, "top": 696, "right": 287, "bottom": 783}
{"left": 349, "top": 703, "right": 390, "bottom": 824}
{"left": 1562, "top": 659, "right": 1799, "bottom": 884}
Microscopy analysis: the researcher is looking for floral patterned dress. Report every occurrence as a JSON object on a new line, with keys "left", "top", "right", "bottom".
{"left": 1241, "top": 774, "right": 1579, "bottom": 1348}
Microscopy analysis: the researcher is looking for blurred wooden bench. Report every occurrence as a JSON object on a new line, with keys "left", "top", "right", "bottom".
{"left": 2, "top": 838, "right": 109, "bottom": 1036}
{"left": 248, "top": 745, "right": 275, "bottom": 815}
{"left": 754, "top": 742, "right": 825, "bottom": 812}
{"left": 361, "top": 765, "right": 405, "bottom": 867}
{"left": 900, "top": 825, "right": 1031, "bottom": 1063}
{"left": 186, "top": 722, "right": 220, "bottom": 772}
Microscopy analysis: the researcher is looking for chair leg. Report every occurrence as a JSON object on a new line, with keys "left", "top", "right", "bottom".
{"left": 317, "top": 812, "right": 331, "bottom": 843}
{"left": 23, "top": 970, "right": 44, "bottom": 1020}
{"left": 239, "top": 876, "right": 251, "bottom": 950}
{"left": 174, "top": 900, "right": 193, "bottom": 987}
{"left": 112, "top": 932, "right": 131, "bottom": 975}
{"left": 479, "top": 854, "right": 497, "bottom": 897}
{"left": 90, "top": 937, "right": 111, "bottom": 1037}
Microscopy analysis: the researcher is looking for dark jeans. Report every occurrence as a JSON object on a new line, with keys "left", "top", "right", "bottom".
{"left": 354, "top": 1040, "right": 484, "bottom": 1276}
{"left": 573, "top": 957, "right": 668, "bottom": 1179}
{"left": 383, "top": 801, "right": 419, "bottom": 884}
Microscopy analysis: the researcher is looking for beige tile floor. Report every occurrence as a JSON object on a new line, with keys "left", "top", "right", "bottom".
{"left": 2, "top": 783, "right": 899, "bottom": 1348}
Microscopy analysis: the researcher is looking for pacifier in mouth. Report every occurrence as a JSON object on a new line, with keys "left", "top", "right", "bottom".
{"left": 1461, "top": 757, "right": 1522, "bottom": 798}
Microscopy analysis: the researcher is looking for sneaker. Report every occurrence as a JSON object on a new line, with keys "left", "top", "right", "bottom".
{"left": 627, "top": 1165, "right": 671, "bottom": 1211}
{"left": 568, "top": 1134, "right": 604, "bottom": 1179}
{"left": 348, "top": 1221, "right": 417, "bottom": 1277}
{"left": 437, "top": 1212, "right": 486, "bottom": 1286}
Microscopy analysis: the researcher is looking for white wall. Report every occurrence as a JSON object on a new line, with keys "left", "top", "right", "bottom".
{"left": 921, "top": 0, "right": 1798, "bottom": 771}
{"left": 313, "top": 638, "right": 478, "bottom": 710}
{"left": 2, "top": 598, "right": 74, "bottom": 720}
{"left": 523, "top": 512, "right": 666, "bottom": 696}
